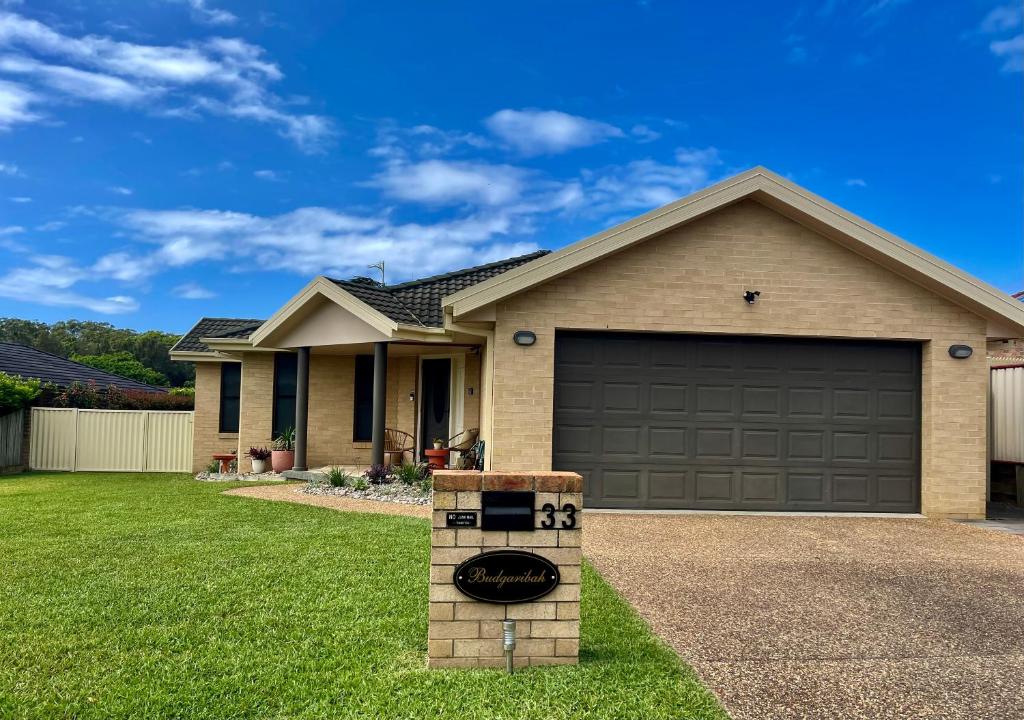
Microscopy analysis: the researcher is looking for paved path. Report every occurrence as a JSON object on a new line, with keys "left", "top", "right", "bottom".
{"left": 585, "top": 514, "right": 1024, "bottom": 720}
{"left": 223, "top": 483, "right": 431, "bottom": 518}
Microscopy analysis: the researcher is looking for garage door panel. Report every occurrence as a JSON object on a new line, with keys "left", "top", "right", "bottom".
{"left": 553, "top": 332, "right": 920, "bottom": 512}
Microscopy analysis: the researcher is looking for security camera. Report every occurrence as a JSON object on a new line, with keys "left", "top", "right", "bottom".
{"left": 743, "top": 290, "right": 761, "bottom": 304}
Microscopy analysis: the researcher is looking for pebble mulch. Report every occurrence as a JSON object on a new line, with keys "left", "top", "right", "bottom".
{"left": 299, "top": 479, "right": 432, "bottom": 506}
{"left": 195, "top": 471, "right": 286, "bottom": 482}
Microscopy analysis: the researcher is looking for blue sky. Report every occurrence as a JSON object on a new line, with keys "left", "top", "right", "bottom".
{"left": 0, "top": 0, "right": 1020, "bottom": 332}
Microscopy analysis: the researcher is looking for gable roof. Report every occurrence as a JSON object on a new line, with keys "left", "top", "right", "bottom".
{"left": 328, "top": 250, "right": 550, "bottom": 328}
{"left": 0, "top": 342, "right": 168, "bottom": 393}
{"left": 171, "top": 317, "right": 264, "bottom": 354}
{"left": 443, "top": 166, "right": 1024, "bottom": 336}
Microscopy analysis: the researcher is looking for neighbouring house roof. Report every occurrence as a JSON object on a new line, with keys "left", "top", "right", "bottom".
{"left": 0, "top": 342, "right": 168, "bottom": 393}
{"left": 442, "top": 166, "right": 1024, "bottom": 337}
{"left": 329, "top": 251, "right": 550, "bottom": 328}
{"left": 171, "top": 317, "right": 265, "bottom": 354}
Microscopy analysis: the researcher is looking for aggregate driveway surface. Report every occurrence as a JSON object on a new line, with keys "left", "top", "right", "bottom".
{"left": 584, "top": 514, "right": 1024, "bottom": 720}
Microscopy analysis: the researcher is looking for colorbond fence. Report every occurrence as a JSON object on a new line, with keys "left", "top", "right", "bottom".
{"left": 0, "top": 409, "right": 24, "bottom": 468}
{"left": 29, "top": 408, "right": 193, "bottom": 472}
{"left": 991, "top": 365, "right": 1024, "bottom": 464}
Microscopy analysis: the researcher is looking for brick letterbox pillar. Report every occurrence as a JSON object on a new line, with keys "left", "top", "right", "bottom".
{"left": 428, "top": 470, "right": 583, "bottom": 669}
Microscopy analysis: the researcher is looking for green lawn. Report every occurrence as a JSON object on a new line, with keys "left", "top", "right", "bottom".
{"left": 0, "top": 472, "right": 726, "bottom": 720}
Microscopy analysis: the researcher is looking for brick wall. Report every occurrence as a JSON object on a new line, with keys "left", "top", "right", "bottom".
{"left": 428, "top": 470, "right": 581, "bottom": 668}
{"left": 490, "top": 199, "right": 989, "bottom": 519}
{"left": 191, "top": 361, "right": 239, "bottom": 473}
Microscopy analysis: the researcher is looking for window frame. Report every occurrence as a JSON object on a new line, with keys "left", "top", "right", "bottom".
{"left": 272, "top": 353, "right": 298, "bottom": 439}
{"left": 352, "top": 354, "right": 374, "bottom": 443}
{"left": 218, "top": 362, "right": 241, "bottom": 434}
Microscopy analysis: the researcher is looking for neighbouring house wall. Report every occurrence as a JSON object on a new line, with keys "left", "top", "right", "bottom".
{"left": 490, "top": 199, "right": 989, "bottom": 519}
{"left": 232, "top": 349, "right": 478, "bottom": 471}
{"left": 192, "top": 361, "right": 239, "bottom": 472}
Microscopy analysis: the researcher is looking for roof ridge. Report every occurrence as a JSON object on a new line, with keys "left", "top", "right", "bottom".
{"left": 386, "top": 250, "right": 551, "bottom": 291}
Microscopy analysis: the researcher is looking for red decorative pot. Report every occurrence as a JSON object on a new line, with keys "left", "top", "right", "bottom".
{"left": 271, "top": 450, "right": 294, "bottom": 473}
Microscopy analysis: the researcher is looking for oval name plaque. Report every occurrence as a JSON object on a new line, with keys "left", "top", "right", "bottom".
{"left": 452, "top": 550, "right": 560, "bottom": 604}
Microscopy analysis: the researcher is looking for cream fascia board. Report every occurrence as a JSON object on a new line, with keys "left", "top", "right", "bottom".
{"left": 442, "top": 166, "right": 1024, "bottom": 333}
{"left": 169, "top": 350, "right": 239, "bottom": 363}
{"left": 249, "top": 276, "right": 399, "bottom": 347}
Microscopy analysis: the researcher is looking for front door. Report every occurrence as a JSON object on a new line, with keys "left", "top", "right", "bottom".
{"left": 420, "top": 358, "right": 451, "bottom": 459}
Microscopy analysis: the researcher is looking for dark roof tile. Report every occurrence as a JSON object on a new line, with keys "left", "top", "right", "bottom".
{"left": 170, "top": 317, "right": 264, "bottom": 353}
{"left": 0, "top": 343, "right": 168, "bottom": 393}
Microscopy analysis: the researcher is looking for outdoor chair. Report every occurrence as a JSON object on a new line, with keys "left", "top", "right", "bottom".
{"left": 447, "top": 428, "right": 479, "bottom": 469}
{"left": 383, "top": 428, "right": 414, "bottom": 466}
{"left": 456, "top": 439, "right": 485, "bottom": 471}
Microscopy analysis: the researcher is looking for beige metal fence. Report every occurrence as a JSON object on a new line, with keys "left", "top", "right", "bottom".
{"left": 991, "top": 365, "right": 1024, "bottom": 464}
{"left": 29, "top": 408, "right": 193, "bottom": 472}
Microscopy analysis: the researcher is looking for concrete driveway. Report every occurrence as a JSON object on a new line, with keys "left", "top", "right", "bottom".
{"left": 584, "top": 514, "right": 1024, "bottom": 720}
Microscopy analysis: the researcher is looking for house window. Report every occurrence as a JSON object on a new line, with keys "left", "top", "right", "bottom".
{"left": 272, "top": 353, "right": 298, "bottom": 439}
{"left": 353, "top": 354, "right": 374, "bottom": 442}
{"left": 219, "top": 363, "right": 241, "bottom": 433}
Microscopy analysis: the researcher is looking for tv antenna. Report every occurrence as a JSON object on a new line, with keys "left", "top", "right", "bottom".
{"left": 369, "top": 261, "right": 385, "bottom": 286}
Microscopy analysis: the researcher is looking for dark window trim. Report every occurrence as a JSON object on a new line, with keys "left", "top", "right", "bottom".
{"left": 218, "top": 362, "right": 241, "bottom": 434}
{"left": 353, "top": 354, "right": 374, "bottom": 443}
{"left": 272, "top": 353, "right": 298, "bottom": 439}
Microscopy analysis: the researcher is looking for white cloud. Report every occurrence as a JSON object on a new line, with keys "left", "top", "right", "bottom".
{"left": 845, "top": 177, "right": 867, "bottom": 187}
{"left": 0, "top": 254, "right": 138, "bottom": 313}
{"left": 177, "top": 0, "right": 238, "bottom": 26}
{"left": 0, "top": 224, "right": 22, "bottom": 234}
{"left": 0, "top": 78, "right": 38, "bottom": 129}
{"left": 8, "top": 195, "right": 29, "bottom": 202}
{"left": 991, "top": 34, "right": 1024, "bottom": 72}
{"left": 581, "top": 146, "right": 722, "bottom": 214}
{"left": 369, "top": 159, "right": 528, "bottom": 206}
{"left": 172, "top": 281, "right": 216, "bottom": 299}
{"left": 0, "top": 11, "right": 333, "bottom": 150}
{"left": 253, "top": 169, "right": 279, "bottom": 180}
{"left": 630, "top": 124, "right": 661, "bottom": 143}
{"left": 109, "top": 185, "right": 134, "bottom": 195}
{"left": 484, "top": 108, "right": 623, "bottom": 155}
{"left": 0, "top": 160, "right": 19, "bottom": 174}
{"left": 981, "top": 5, "right": 1023, "bottom": 34}
{"left": 36, "top": 220, "right": 65, "bottom": 231}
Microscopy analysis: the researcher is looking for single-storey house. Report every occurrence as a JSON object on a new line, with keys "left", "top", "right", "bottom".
{"left": 171, "top": 167, "right": 1024, "bottom": 519}
{"left": 0, "top": 342, "right": 168, "bottom": 393}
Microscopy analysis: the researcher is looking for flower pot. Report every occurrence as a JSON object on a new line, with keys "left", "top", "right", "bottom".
{"left": 251, "top": 458, "right": 267, "bottom": 474}
{"left": 271, "top": 450, "right": 294, "bottom": 473}
{"left": 433, "top": 442, "right": 443, "bottom": 450}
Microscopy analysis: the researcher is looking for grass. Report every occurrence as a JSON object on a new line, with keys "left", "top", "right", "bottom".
{"left": 0, "top": 472, "right": 727, "bottom": 720}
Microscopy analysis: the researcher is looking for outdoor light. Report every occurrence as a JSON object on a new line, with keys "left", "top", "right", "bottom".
{"left": 743, "top": 290, "right": 761, "bottom": 304}
{"left": 502, "top": 619, "right": 517, "bottom": 674}
{"left": 948, "top": 344, "right": 973, "bottom": 359}
{"left": 513, "top": 330, "right": 537, "bottom": 347}
{"left": 408, "top": 391, "right": 415, "bottom": 402}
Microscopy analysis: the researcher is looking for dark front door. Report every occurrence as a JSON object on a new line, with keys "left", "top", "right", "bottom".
{"left": 552, "top": 331, "right": 921, "bottom": 512}
{"left": 420, "top": 358, "right": 451, "bottom": 459}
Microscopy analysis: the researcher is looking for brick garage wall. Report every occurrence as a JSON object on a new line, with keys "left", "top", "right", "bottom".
{"left": 428, "top": 470, "right": 581, "bottom": 668}
{"left": 192, "top": 361, "right": 238, "bottom": 473}
{"left": 490, "top": 199, "right": 989, "bottom": 519}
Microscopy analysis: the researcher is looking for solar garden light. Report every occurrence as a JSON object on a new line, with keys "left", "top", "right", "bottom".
{"left": 502, "top": 620, "right": 517, "bottom": 674}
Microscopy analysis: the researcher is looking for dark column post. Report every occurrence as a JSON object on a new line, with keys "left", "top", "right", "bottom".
{"left": 370, "top": 341, "right": 388, "bottom": 467}
{"left": 292, "top": 346, "right": 310, "bottom": 471}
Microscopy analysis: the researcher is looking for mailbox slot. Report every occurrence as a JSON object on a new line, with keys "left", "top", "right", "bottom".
{"left": 481, "top": 490, "right": 535, "bottom": 531}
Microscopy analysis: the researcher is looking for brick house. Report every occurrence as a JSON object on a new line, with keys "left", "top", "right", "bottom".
{"left": 171, "top": 167, "right": 1024, "bottom": 519}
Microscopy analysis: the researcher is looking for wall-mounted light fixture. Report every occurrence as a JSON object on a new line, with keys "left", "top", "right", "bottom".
{"left": 743, "top": 290, "right": 761, "bottom": 304}
{"left": 513, "top": 330, "right": 537, "bottom": 347}
{"left": 948, "top": 344, "right": 973, "bottom": 359}
{"left": 408, "top": 391, "right": 416, "bottom": 402}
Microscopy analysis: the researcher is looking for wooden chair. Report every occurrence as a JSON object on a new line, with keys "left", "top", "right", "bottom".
{"left": 383, "top": 428, "right": 414, "bottom": 466}
{"left": 447, "top": 428, "right": 479, "bottom": 470}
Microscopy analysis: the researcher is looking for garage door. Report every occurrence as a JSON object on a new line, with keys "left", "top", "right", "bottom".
{"left": 552, "top": 332, "right": 921, "bottom": 512}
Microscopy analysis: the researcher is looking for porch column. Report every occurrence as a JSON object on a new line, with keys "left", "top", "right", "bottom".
{"left": 370, "top": 341, "right": 388, "bottom": 467}
{"left": 292, "top": 346, "right": 310, "bottom": 471}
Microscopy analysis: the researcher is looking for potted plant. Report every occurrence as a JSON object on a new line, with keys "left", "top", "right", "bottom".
{"left": 271, "top": 427, "right": 295, "bottom": 473}
{"left": 433, "top": 438, "right": 445, "bottom": 450}
{"left": 248, "top": 446, "right": 271, "bottom": 474}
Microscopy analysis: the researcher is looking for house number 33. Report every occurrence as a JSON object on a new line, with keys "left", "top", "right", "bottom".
{"left": 539, "top": 502, "right": 577, "bottom": 530}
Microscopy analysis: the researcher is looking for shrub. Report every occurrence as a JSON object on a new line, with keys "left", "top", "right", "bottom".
{"left": 0, "top": 372, "right": 41, "bottom": 414}
{"left": 205, "top": 460, "right": 220, "bottom": 474}
{"left": 364, "top": 464, "right": 391, "bottom": 484}
{"left": 351, "top": 475, "right": 369, "bottom": 491}
{"left": 169, "top": 386, "right": 195, "bottom": 397}
{"left": 327, "top": 466, "right": 356, "bottom": 487}
{"left": 248, "top": 447, "right": 272, "bottom": 461}
{"left": 272, "top": 427, "right": 295, "bottom": 451}
{"left": 418, "top": 471, "right": 433, "bottom": 493}
{"left": 36, "top": 381, "right": 194, "bottom": 410}
{"left": 393, "top": 462, "right": 430, "bottom": 486}
{"left": 71, "top": 351, "right": 170, "bottom": 387}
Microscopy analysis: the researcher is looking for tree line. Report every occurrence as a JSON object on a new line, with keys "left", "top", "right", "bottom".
{"left": 0, "top": 318, "right": 193, "bottom": 388}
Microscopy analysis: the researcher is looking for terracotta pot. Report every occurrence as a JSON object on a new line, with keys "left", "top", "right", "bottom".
{"left": 271, "top": 450, "right": 294, "bottom": 473}
{"left": 251, "top": 458, "right": 267, "bottom": 474}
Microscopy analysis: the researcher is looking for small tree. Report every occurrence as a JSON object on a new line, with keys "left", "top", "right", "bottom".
{"left": 71, "top": 351, "right": 170, "bottom": 387}
{"left": 0, "top": 372, "right": 41, "bottom": 414}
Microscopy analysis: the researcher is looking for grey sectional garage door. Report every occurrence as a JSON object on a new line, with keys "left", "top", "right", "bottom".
{"left": 552, "top": 332, "right": 921, "bottom": 512}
